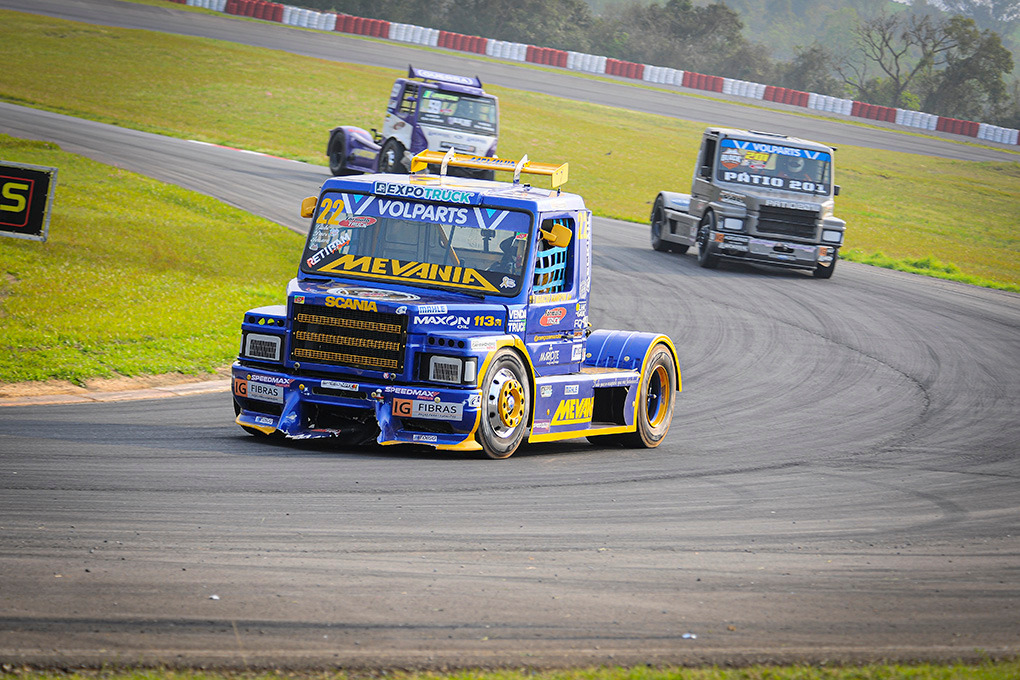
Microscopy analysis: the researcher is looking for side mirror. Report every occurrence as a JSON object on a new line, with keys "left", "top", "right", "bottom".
{"left": 540, "top": 222, "right": 572, "bottom": 248}
{"left": 833, "top": 185, "right": 841, "bottom": 196}
{"left": 300, "top": 196, "right": 318, "bottom": 219}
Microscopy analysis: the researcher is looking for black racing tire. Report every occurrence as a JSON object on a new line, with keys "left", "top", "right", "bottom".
{"left": 477, "top": 349, "right": 530, "bottom": 459}
{"left": 697, "top": 211, "right": 720, "bottom": 269}
{"left": 378, "top": 138, "right": 408, "bottom": 174}
{"left": 630, "top": 343, "right": 677, "bottom": 447}
{"left": 327, "top": 132, "right": 354, "bottom": 176}
{"left": 813, "top": 250, "right": 838, "bottom": 279}
{"left": 650, "top": 195, "right": 670, "bottom": 252}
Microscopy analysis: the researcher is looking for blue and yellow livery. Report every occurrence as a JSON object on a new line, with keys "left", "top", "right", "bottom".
{"left": 233, "top": 150, "right": 680, "bottom": 458}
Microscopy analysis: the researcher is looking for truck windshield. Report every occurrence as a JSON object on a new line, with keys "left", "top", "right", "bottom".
{"left": 418, "top": 89, "right": 497, "bottom": 135}
{"left": 301, "top": 190, "right": 530, "bottom": 297}
{"left": 716, "top": 138, "right": 832, "bottom": 196}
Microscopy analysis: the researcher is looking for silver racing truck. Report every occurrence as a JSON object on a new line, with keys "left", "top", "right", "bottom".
{"left": 649, "top": 127, "right": 846, "bottom": 278}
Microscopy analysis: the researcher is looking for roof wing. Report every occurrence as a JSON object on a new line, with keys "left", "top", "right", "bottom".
{"left": 407, "top": 65, "right": 482, "bottom": 89}
{"left": 410, "top": 150, "right": 569, "bottom": 189}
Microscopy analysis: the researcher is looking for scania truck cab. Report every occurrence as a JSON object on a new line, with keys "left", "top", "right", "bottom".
{"left": 650, "top": 128, "right": 846, "bottom": 278}
{"left": 233, "top": 150, "right": 680, "bottom": 459}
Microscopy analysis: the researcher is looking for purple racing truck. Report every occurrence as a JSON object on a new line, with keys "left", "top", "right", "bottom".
{"left": 327, "top": 66, "right": 499, "bottom": 180}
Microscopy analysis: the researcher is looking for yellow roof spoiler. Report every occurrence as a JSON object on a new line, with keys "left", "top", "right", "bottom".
{"left": 410, "top": 149, "right": 569, "bottom": 189}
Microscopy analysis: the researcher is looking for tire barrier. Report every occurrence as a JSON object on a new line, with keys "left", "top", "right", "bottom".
{"left": 526, "top": 46, "right": 568, "bottom": 68}
{"left": 643, "top": 65, "right": 684, "bottom": 86}
{"left": 604, "top": 58, "right": 644, "bottom": 80}
{"left": 851, "top": 101, "right": 898, "bottom": 123}
{"left": 334, "top": 15, "right": 389, "bottom": 38}
{"left": 682, "top": 71, "right": 724, "bottom": 93}
{"left": 167, "top": 0, "right": 1020, "bottom": 145}
{"left": 763, "top": 85, "right": 810, "bottom": 107}
{"left": 895, "top": 109, "right": 938, "bottom": 131}
{"left": 438, "top": 31, "right": 488, "bottom": 55}
{"left": 723, "top": 79, "right": 766, "bottom": 100}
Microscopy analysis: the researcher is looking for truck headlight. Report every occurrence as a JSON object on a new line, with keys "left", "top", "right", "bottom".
{"left": 242, "top": 332, "right": 282, "bottom": 362}
{"left": 425, "top": 355, "right": 478, "bottom": 385}
{"left": 822, "top": 229, "right": 843, "bottom": 244}
{"left": 722, "top": 217, "right": 744, "bottom": 231}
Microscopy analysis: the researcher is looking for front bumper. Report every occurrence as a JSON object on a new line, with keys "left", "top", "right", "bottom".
{"left": 710, "top": 231, "right": 832, "bottom": 270}
{"left": 232, "top": 363, "right": 482, "bottom": 450}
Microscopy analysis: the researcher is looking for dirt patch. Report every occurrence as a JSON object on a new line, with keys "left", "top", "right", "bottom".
{"left": 0, "top": 366, "right": 234, "bottom": 399}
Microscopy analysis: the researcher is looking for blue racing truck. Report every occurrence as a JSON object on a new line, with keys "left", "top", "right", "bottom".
{"left": 232, "top": 150, "right": 680, "bottom": 459}
{"left": 327, "top": 66, "right": 499, "bottom": 179}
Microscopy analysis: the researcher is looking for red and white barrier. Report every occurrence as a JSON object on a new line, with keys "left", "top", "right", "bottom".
{"left": 173, "top": 1, "right": 1020, "bottom": 145}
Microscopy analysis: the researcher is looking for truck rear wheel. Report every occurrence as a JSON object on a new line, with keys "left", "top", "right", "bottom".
{"left": 587, "top": 343, "right": 676, "bottom": 449}
{"left": 477, "top": 350, "right": 530, "bottom": 459}
{"left": 629, "top": 343, "right": 676, "bottom": 447}
{"left": 697, "top": 212, "right": 720, "bottom": 269}
{"left": 813, "top": 251, "right": 838, "bottom": 279}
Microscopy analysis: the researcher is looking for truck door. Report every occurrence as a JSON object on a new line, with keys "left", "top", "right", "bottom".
{"left": 690, "top": 132, "right": 718, "bottom": 215}
{"left": 382, "top": 82, "right": 417, "bottom": 149}
{"left": 526, "top": 212, "right": 591, "bottom": 377}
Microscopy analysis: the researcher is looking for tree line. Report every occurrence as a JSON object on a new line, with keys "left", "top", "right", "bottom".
{"left": 308, "top": 0, "right": 1019, "bottom": 127}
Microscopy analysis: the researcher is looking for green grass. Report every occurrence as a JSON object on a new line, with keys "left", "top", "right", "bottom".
{"left": 0, "top": 135, "right": 302, "bottom": 385}
{"left": 1, "top": 9, "right": 1018, "bottom": 292}
{"left": 4, "top": 662, "right": 1020, "bottom": 680}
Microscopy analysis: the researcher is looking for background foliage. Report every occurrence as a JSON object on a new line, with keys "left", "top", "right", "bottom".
{"left": 301, "top": 0, "right": 1020, "bottom": 126}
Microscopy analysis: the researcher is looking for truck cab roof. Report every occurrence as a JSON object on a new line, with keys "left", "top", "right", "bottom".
{"left": 706, "top": 127, "right": 836, "bottom": 154}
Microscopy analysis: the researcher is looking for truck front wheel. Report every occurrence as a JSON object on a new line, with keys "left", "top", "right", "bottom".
{"left": 697, "top": 213, "right": 720, "bottom": 269}
{"left": 813, "top": 251, "right": 838, "bottom": 279}
{"left": 477, "top": 349, "right": 530, "bottom": 459}
{"left": 650, "top": 196, "right": 670, "bottom": 252}
{"left": 328, "top": 133, "right": 353, "bottom": 176}
{"left": 378, "top": 139, "right": 408, "bottom": 174}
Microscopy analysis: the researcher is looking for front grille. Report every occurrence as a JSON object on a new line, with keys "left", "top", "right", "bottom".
{"left": 291, "top": 302, "right": 407, "bottom": 372}
{"left": 756, "top": 206, "right": 818, "bottom": 240}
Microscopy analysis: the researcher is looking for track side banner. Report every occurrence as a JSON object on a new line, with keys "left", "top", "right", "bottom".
{"left": 0, "top": 162, "right": 57, "bottom": 242}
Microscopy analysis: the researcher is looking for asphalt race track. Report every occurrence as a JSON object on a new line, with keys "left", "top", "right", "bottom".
{"left": 1, "top": 0, "right": 1019, "bottom": 669}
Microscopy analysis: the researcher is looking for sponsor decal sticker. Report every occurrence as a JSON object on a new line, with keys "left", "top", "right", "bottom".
{"left": 373, "top": 182, "right": 477, "bottom": 205}
{"left": 248, "top": 374, "right": 294, "bottom": 386}
{"left": 385, "top": 386, "right": 440, "bottom": 399}
{"left": 539, "top": 307, "right": 567, "bottom": 327}
{"left": 337, "top": 216, "right": 376, "bottom": 229}
{"left": 394, "top": 398, "right": 464, "bottom": 421}
{"left": 413, "top": 433, "right": 439, "bottom": 443}
{"left": 319, "top": 255, "right": 499, "bottom": 293}
{"left": 471, "top": 337, "right": 499, "bottom": 351}
{"left": 571, "top": 344, "right": 584, "bottom": 361}
{"left": 418, "top": 304, "right": 448, "bottom": 314}
{"left": 564, "top": 384, "right": 579, "bottom": 396}
{"left": 245, "top": 381, "right": 284, "bottom": 404}
{"left": 551, "top": 397, "right": 594, "bottom": 426}
{"left": 321, "top": 380, "right": 358, "bottom": 391}
{"left": 415, "top": 315, "right": 471, "bottom": 328}
{"left": 540, "top": 385, "right": 553, "bottom": 398}
{"left": 539, "top": 349, "right": 559, "bottom": 364}
{"left": 328, "top": 287, "right": 420, "bottom": 301}
{"left": 325, "top": 296, "right": 377, "bottom": 312}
